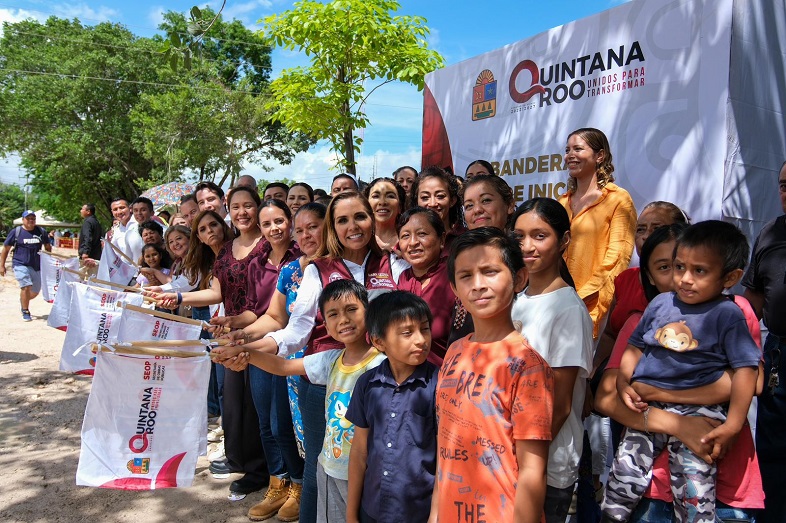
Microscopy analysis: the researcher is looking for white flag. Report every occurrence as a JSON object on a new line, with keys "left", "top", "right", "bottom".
{"left": 76, "top": 350, "right": 210, "bottom": 489}
{"left": 40, "top": 253, "right": 81, "bottom": 303}
{"left": 97, "top": 240, "right": 137, "bottom": 285}
{"left": 116, "top": 306, "right": 203, "bottom": 346}
{"left": 48, "top": 280, "right": 79, "bottom": 331}
{"left": 59, "top": 285, "right": 144, "bottom": 374}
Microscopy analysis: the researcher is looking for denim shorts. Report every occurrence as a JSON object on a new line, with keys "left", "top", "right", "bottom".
{"left": 13, "top": 265, "right": 41, "bottom": 294}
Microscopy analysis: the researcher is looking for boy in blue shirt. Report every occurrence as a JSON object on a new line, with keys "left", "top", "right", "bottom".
{"left": 603, "top": 221, "right": 761, "bottom": 523}
{"left": 345, "top": 291, "right": 438, "bottom": 523}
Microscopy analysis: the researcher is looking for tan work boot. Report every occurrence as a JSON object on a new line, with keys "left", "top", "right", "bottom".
{"left": 247, "top": 476, "right": 290, "bottom": 521}
{"left": 276, "top": 481, "right": 302, "bottom": 522}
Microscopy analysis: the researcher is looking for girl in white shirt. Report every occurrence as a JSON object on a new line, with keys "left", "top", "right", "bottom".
{"left": 511, "top": 198, "right": 594, "bottom": 523}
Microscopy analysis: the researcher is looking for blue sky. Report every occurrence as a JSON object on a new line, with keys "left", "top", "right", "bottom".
{"left": 0, "top": 0, "right": 627, "bottom": 190}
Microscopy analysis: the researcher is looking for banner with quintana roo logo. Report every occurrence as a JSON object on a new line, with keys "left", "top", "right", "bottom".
{"left": 39, "top": 252, "right": 81, "bottom": 303}
{"left": 58, "top": 285, "right": 145, "bottom": 374}
{"left": 76, "top": 350, "right": 210, "bottom": 489}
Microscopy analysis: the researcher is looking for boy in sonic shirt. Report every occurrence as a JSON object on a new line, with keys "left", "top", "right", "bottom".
{"left": 433, "top": 227, "right": 554, "bottom": 523}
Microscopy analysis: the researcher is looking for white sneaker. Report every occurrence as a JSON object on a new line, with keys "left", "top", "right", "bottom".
{"left": 208, "top": 441, "right": 225, "bottom": 463}
{"left": 207, "top": 426, "right": 224, "bottom": 443}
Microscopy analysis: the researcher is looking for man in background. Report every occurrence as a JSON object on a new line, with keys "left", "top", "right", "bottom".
{"left": 1, "top": 210, "right": 52, "bottom": 321}
{"left": 78, "top": 203, "right": 103, "bottom": 262}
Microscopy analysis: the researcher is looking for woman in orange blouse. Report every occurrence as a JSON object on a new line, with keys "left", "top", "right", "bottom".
{"left": 559, "top": 127, "right": 637, "bottom": 340}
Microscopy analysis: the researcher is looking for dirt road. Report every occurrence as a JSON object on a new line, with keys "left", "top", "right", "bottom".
{"left": 0, "top": 255, "right": 272, "bottom": 523}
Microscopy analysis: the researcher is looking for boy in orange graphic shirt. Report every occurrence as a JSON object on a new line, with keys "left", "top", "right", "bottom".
{"left": 432, "top": 227, "right": 554, "bottom": 523}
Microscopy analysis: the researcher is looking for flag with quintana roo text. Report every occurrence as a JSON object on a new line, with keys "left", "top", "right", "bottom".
{"left": 115, "top": 305, "right": 203, "bottom": 346}
{"left": 97, "top": 240, "right": 137, "bottom": 285}
{"left": 76, "top": 350, "right": 210, "bottom": 489}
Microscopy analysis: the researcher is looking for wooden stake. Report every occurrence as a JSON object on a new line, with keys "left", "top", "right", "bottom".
{"left": 120, "top": 339, "right": 230, "bottom": 348}
{"left": 91, "top": 343, "right": 208, "bottom": 358}
{"left": 122, "top": 303, "right": 230, "bottom": 333}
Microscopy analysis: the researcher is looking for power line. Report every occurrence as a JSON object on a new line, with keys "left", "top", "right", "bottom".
{"left": 0, "top": 2, "right": 272, "bottom": 49}
{"left": 0, "top": 5, "right": 423, "bottom": 110}
{"left": 0, "top": 68, "right": 422, "bottom": 110}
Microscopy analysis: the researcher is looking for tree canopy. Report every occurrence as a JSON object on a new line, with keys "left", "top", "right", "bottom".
{"left": 0, "top": 12, "right": 311, "bottom": 222}
{"left": 262, "top": 0, "right": 444, "bottom": 174}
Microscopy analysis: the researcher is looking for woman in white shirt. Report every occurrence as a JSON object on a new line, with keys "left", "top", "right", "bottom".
{"left": 511, "top": 198, "right": 594, "bottom": 522}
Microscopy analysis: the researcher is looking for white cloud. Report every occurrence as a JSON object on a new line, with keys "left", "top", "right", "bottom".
{"left": 148, "top": 6, "right": 165, "bottom": 28}
{"left": 0, "top": 8, "right": 45, "bottom": 34}
{"left": 239, "top": 143, "right": 422, "bottom": 190}
{"left": 223, "top": 0, "right": 273, "bottom": 20}
{"left": 52, "top": 3, "right": 119, "bottom": 23}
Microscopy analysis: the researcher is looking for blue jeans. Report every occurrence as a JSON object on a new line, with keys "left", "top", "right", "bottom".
{"left": 630, "top": 498, "right": 758, "bottom": 522}
{"left": 192, "top": 306, "right": 222, "bottom": 417}
{"left": 249, "top": 366, "right": 304, "bottom": 482}
{"left": 298, "top": 378, "right": 327, "bottom": 523}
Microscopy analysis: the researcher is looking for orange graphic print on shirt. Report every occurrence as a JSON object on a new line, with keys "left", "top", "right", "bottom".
{"left": 435, "top": 333, "right": 553, "bottom": 522}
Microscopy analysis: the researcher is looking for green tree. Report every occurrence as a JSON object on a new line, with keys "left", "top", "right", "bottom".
{"left": 0, "top": 18, "right": 160, "bottom": 222}
{"left": 259, "top": 177, "right": 297, "bottom": 195}
{"left": 131, "top": 9, "right": 314, "bottom": 188}
{"left": 0, "top": 182, "right": 28, "bottom": 234}
{"left": 0, "top": 13, "right": 312, "bottom": 220}
{"left": 262, "top": 0, "right": 444, "bottom": 174}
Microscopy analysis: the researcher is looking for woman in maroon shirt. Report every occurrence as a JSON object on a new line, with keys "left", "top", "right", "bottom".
{"left": 157, "top": 187, "right": 269, "bottom": 498}
{"left": 396, "top": 207, "right": 455, "bottom": 365}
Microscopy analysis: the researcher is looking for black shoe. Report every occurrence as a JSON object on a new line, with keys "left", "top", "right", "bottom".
{"left": 209, "top": 460, "right": 233, "bottom": 478}
{"left": 230, "top": 474, "right": 269, "bottom": 495}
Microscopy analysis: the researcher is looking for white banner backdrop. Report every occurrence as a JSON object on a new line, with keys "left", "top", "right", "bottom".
{"left": 39, "top": 253, "right": 81, "bottom": 303}
{"left": 76, "top": 351, "right": 210, "bottom": 489}
{"left": 422, "top": 0, "right": 734, "bottom": 224}
{"left": 59, "top": 286, "right": 145, "bottom": 374}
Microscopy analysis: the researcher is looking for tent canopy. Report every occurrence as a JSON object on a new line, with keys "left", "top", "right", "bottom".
{"left": 12, "top": 209, "right": 81, "bottom": 229}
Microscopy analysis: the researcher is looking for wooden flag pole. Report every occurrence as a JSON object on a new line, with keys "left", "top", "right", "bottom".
{"left": 123, "top": 303, "right": 231, "bottom": 333}
{"left": 88, "top": 277, "right": 142, "bottom": 293}
{"left": 91, "top": 343, "right": 208, "bottom": 358}
{"left": 62, "top": 267, "right": 88, "bottom": 279}
{"left": 120, "top": 339, "right": 230, "bottom": 348}
{"left": 41, "top": 250, "right": 78, "bottom": 261}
